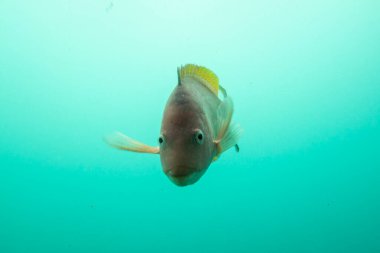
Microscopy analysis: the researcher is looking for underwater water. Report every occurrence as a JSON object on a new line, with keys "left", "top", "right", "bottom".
{"left": 1, "top": 0, "right": 380, "bottom": 252}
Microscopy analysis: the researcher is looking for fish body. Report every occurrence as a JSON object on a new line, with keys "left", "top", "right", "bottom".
{"left": 106, "top": 64, "right": 242, "bottom": 186}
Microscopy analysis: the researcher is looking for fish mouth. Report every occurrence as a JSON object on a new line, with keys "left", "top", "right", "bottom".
{"left": 168, "top": 175, "right": 198, "bottom": 186}
{"left": 165, "top": 167, "right": 201, "bottom": 186}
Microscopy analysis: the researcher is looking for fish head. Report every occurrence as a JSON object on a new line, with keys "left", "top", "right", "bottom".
{"left": 159, "top": 87, "right": 215, "bottom": 186}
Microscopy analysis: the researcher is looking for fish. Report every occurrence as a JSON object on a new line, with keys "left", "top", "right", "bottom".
{"left": 105, "top": 64, "right": 242, "bottom": 186}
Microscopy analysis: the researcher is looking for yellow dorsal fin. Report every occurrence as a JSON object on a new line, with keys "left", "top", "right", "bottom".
{"left": 178, "top": 64, "right": 219, "bottom": 96}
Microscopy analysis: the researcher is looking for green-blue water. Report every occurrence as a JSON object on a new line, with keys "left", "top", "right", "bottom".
{"left": 1, "top": 1, "right": 380, "bottom": 252}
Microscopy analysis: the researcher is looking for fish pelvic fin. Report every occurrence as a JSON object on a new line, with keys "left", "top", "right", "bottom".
{"left": 178, "top": 64, "right": 219, "bottom": 96}
{"left": 104, "top": 132, "right": 160, "bottom": 154}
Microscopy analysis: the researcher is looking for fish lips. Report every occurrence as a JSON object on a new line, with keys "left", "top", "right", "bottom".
{"left": 165, "top": 167, "right": 204, "bottom": 186}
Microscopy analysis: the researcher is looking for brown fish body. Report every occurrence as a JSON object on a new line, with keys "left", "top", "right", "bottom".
{"left": 159, "top": 77, "right": 220, "bottom": 185}
{"left": 105, "top": 64, "right": 241, "bottom": 187}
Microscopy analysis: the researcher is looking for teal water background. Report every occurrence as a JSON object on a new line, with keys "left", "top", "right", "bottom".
{"left": 1, "top": 1, "right": 380, "bottom": 252}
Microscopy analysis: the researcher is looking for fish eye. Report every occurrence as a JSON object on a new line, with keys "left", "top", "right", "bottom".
{"left": 158, "top": 135, "right": 164, "bottom": 145}
{"left": 195, "top": 130, "right": 204, "bottom": 144}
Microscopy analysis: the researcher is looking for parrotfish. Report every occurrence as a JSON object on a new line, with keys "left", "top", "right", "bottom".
{"left": 106, "top": 64, "right": 242, "bottom": 186}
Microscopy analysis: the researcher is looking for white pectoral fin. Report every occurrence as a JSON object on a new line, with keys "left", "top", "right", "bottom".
{"left": 214, "top": 96, "right": 242, "bottom": 156}
{"left": 216, "top": 96, "right": 234, "bottom": 141}
{"left": 104, "top": 132, "right": 159, "bottom": 154}
{"left": 219, "top": 122, "right": 243, "bottom": 153}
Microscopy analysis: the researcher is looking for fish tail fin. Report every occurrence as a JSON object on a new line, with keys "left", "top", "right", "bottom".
{"left": 104, "top": 132, "right": 159, "bottom": 154}
{"left": 219, "top": 85, "right": 228, "bottom": 99}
